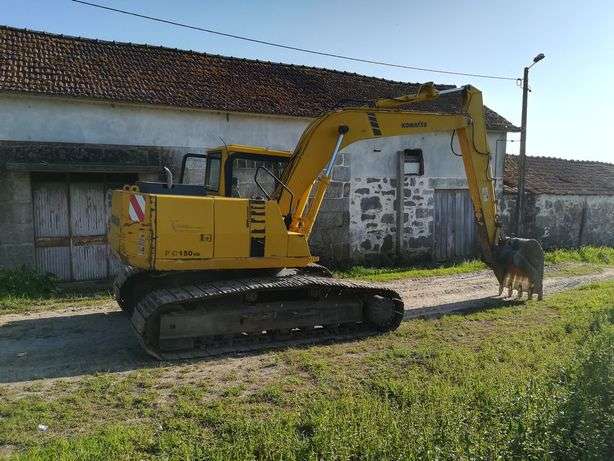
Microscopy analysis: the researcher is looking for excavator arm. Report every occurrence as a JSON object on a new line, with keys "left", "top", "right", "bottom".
{"left": 275, "top": 83, "right": 544, "bottom": 299}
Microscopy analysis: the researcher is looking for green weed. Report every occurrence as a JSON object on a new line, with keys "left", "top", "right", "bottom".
{"left": 0, "top": 267, "right": 111, "bottom": 313}
{"left": 335, "top": 259, "right": 486, "bottom": 282}
{"left": 544, "top": 246, "right": 614, "bottom": 265}
{"left": 336, "top": 246, "right": 614, "bottom": 282}
{"left": 3, "top": 282, "right": 612, "bottom": 460}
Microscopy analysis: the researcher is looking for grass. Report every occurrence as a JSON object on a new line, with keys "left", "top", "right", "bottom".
{"left": 335, "top": 259, "right": 486, "bottom": 282}
{"left": 336, "top": 246, "right": 614, "bottom": 282}
{"left": 0, "top": 268, "right": 112, "bottom": 315}
{"left": 544, "top": 246, "right": 614, "bottom": 265}
{"left": 1, "top": 281, "right": 612, "bottom": 460}
{"left": 2, "top": 247, "right": 612, "bottom": 313}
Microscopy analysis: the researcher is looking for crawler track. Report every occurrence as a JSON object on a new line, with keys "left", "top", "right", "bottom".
{"left": 118, "top": 268, "right": 404, "bottom": 360}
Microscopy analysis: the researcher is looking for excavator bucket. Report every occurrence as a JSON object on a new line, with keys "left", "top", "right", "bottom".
{"left": 493, "top": 237, "right": 545, "bottom": 300}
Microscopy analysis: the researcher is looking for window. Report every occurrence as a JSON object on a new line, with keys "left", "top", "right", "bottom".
{"left": 204, "top": 153, "right": 221, "bottom": 192}
{"left": 403, "top": 149, "right": 424, "bottom": 175}
{"left": 228, "top": 154, "right": 289, "bottom": 198}
{"left": 182, "top": 156, "right": 207, "bottom": 185}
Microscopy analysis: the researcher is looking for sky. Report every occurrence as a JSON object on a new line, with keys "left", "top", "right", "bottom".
{"left": 3, "top": 0, "right": 613, "bottom": 162}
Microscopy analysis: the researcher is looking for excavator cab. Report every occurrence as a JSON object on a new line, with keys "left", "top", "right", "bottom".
{"left": 180, "top": 145, "right": 292, "bottom": 199}
{"left": 134, "top": 145, "right": 292, "bottom": 199}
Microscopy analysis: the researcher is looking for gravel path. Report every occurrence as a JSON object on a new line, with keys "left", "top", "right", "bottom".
{"left": 1, "top": 267, "right": 613, "bottom": 385}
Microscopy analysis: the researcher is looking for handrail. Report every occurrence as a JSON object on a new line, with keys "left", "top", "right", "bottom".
{"left": 255, "top": 165, "right": 294, "bottom": 220}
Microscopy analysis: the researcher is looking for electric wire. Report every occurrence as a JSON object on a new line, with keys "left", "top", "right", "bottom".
{"left": 72, "top": 0, "right": 519, "bottom": 81}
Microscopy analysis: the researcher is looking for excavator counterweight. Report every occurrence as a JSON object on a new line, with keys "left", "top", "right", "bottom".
{"left": 109, "top": 84, "right": 544, "bottom": 359}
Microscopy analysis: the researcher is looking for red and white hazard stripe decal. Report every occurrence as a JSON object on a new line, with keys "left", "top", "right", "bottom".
{"left": 128, "top": 194, "right": 146, "bottom": 222}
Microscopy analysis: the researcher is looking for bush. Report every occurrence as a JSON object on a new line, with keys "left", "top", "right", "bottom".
{"left": 545, "top": 246, "right": 614, "bottom": 265}
{"left": 0, "top": 267, "right": 59, "bottom": 299}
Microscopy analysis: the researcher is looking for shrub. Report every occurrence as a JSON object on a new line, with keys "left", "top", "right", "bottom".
{"left": 0, "top": 267, "right": 59, "bottom": 299}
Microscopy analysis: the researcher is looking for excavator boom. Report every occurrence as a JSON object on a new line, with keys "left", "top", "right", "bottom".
{"left": 274, "top": 83, "right": 544, "bottom": 298}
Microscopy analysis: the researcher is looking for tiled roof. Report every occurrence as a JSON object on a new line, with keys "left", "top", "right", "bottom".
{"left": 0, "top": 25, "right": 518, "bottom": 131}
{"left": 504, "top": 154, "right": 614, "bottom": 195}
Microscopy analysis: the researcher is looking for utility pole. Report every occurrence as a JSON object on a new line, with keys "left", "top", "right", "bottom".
{"left": 515, "top": 53, "right": 545, "bottom": 236}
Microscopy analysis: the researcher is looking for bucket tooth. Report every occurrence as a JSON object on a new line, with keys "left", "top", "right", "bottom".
{"left": 494, "top": 237, "right": 545, "bottom": 301}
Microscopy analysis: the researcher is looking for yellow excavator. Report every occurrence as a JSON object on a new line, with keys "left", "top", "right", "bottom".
{"left": 109, "top": 83, "right": 544, "bottom": 359}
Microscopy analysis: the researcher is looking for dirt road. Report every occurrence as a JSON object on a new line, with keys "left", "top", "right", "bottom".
{"left": 2, "top": 267, "right": 613, "bottom": 385}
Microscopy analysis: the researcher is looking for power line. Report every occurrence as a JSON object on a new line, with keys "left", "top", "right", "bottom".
{"left": 72, "top": 0, "right": 519, "bottom": 81}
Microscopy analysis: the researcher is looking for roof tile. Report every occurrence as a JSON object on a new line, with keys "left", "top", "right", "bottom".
{"left": 504, "top": 154, "right": 614, "bottom": 195}
{"left": 0, "top": 26, "right": 518, "bottom": 131}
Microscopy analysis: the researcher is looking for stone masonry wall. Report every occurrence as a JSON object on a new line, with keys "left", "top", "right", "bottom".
{"left": 308, "top": 152, "right": 352, "bottom": 266}
{"left": 0, "top": 171, "right": 35, "bottom": 270}
{"left": 349, "top": 176, "right": 434, "bottom": 265}
{"left": 502, "top": 192, "right": 614, "bottom": 249}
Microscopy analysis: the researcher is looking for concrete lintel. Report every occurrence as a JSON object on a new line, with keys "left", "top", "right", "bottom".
{"left": 5, "top": 162, "right": 162, "bottom": 174}
{"left": 430, "top": 177, "right": 468, "bottom": 190}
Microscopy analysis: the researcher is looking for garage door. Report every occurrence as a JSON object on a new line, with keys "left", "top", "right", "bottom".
{"left": 433, "top": 189, "right": 479, "bottom": 261}
{"left": 31, "top": 173, "right": 136, "bottom": 281}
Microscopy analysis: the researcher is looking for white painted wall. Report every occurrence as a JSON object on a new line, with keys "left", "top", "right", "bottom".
{"left": 346, "top": 131, "right": 506, "bottom": 181}
{"left": 0, "top": 93, "right": 309, "bottom": 151}
{"left": 0, "top": 93, "right": 506, "bottom": 178}
{"left": 0, "top": 93, "right": 512, "bottom": 266}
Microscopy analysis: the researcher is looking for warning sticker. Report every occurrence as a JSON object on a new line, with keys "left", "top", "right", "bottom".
{"left": 128, "top": 194, "right": 146, "bottom": 222}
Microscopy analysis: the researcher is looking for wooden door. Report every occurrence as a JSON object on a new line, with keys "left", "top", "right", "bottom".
{"left": 32, "top": 173, "right": 136, "bottom": 281}
{"left": 433, "top": 189, "right": 478, "bottom": 261}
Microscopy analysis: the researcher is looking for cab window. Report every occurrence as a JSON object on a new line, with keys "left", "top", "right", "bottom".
{"left": 230, "top": 155, "right": 288, "bottom": 198}
{"left": 204, "top": 153, "right": 221, "bottom": 192}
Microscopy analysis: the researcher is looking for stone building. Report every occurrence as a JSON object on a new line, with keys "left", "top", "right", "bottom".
{"left": 0, "top": 26, "right": 518, "bottom": 280}
{"left": 502, "top": 155, "right": 614, "bottom": 248}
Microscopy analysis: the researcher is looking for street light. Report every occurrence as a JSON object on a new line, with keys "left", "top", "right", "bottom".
{"left": 515, "top": 52, "right": 545, "bottom": 236}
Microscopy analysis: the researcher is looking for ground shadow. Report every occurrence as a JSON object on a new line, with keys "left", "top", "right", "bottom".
{"left": 1, "top": 295, "right": 521, "bottom": 384}
{"left": 404, "top": 295, "right": 524, "bottom": 321}
{"left": 0, "top": 311, "right": 154, "bottom": 383}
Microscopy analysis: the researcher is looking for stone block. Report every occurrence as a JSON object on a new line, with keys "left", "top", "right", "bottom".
{"left": 381, "top": 213, "right": 394, "bottom": 224}
{"left": 360, "top": 239, "right": 371, "bottom": 250}
{"left": 0, "top": 220, "right": 35, "bottom": 245}
{"left": 360, "top": 196, "right": 382, "bottom": 211}
{"left": 1, "top": 202, "right": 34, "bottom": 225}
{"left": 415, "top": 208, "right": 433, "bottom": 219}
{"left": 318, "top": 227, "right": 351, "bottom": 244}
{"left": 315, "top": 211, "right": 345, "bottom": 228}
{"left": 0, "top": 172, "right": 31, "bottom": 203}
{"left": 0, "top": 243, "right": 35, "bottom": 270}
{"left": 381, "top": 235, "right": 393, "bottom": 252}
{"left": 320, "top": 197, "right": 349, "bottom": 212}
{"left": 333, "top": 243, "right": 351, "bottom": 262}
{"left": 332, "top": 166, "right": 350, "bottom": 182}
{"left": 343, "top": 183, "right": 350, "bottom": 197}
{"left": 326, "top": 181, "right": 344, "bottom": 198}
